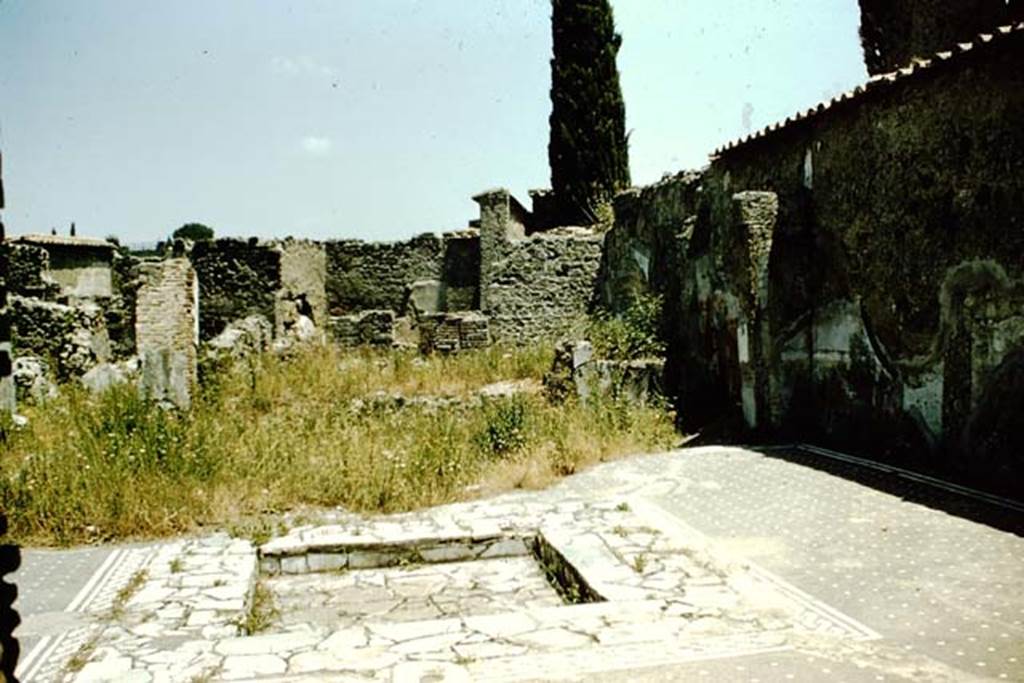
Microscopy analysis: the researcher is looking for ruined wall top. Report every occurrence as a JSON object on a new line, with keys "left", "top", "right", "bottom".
{"left": 11, "top": 233, "right": 115, "bottom": 252}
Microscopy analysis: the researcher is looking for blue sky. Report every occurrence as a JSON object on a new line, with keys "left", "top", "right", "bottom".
{"left": 0, "top": 1, "right": 866, "bottom": 244}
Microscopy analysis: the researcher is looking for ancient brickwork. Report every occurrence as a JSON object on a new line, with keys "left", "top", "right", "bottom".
{"left": 329, "top": 310, "right": 396, "bottom": 348}
{"left": 418, "top": 312, "right": 490, "bottom": 353}
{"left": 325, "top": 235, "right": 445, "bottom": 315}
{"left": 676, "top": 26, "right": 1024, "bottom": 496}
{"left": 136, "top": 258, "right": 198, "bottom": 409}
{"left": 440, "top": 232, "right": 480, "bottom": 312}
{"left": 190, "top": 239, "right": 281, "bottom": 341}
{"left": 476, "top": 189, "right": 603, "bottom": 343}
{"left": 483, "top": 231, "right": 602, "bottom": 342}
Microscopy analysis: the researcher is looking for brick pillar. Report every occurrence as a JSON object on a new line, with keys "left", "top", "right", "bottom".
{"left": 136, "top": 258, "right": 199, "bottom": 409}
{"left": 473, "top": 188, "right": 526, "bottom": 315}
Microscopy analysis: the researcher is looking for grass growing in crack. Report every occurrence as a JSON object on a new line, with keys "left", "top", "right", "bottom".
{"left": 235, "top": 581, "right": 278, "bottom": 635}
{"left": 169, "top": 558, "right": 184, "bottom": 573}
{"left": 1, "top": 344, "right": 676, "bottom": 546}
{"left": 631, "top": 553, "right": 648, "bottom": 574}
{"left": 227, "top": 516, "right": 281, "bottom": 547}
{"left": 108, "top": 569, "right": 148, "bottom": 620}
{"left": 187, "top": 665, "right": 222, "bottom": 683}
{"left": 64, "top": 635, "right": 99, "bottom": 674}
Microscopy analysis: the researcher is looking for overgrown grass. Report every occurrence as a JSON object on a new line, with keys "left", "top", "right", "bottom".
{"left": 0, "top": 344, "right": 677, "bottom": 546}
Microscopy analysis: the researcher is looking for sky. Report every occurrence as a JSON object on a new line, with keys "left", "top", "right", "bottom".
{"left": 0, "top": 1, "right": 867, "bottom": 246}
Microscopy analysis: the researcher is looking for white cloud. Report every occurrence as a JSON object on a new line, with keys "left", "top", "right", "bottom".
{"left": 301, "top": 136, "right": 333, "bottom": 157}
{"left": 271, "top": 55, "right": 335, "bottom": 78}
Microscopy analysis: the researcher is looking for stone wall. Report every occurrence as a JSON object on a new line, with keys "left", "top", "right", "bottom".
{"left": 2, "top": 239, "right": 140, "bottom": 359}
{"left": 329, "top": 310, "right": 396, "bottom": 348}
{"left": 190, "top": 239, "right": 281, "bottom": 341}
{"left": 106, "top": 249, "right": 143, "bottom": 359}
{"left": 674, "top": 27, "right": 1024, "bottom": 496}
{"left": 4, "top": 243, "right": 58, "bottom": 300}
{"left": 9, "top": 296, "right": 111, "bottom": 381}
{"left": 135, "top": 258, "right": 198, "bottom": 409}
{"left": 10, "top": 235, "right": 116, "bottom": 300}
{"left": 325, "top": 234, "right": 445, "bottom": 315}
{"left": 440, "top": 232, "right": 480, "bottom": 312}
{"left": 475, "top": 189, "right": 604, "bottom": 343}
{"left": 600, "top": 171, "right": 701, "bottom": 316}
{"left": 418, "top": 312, "right": 490, "bottom": 353}
{"left": 273, "top": 239, "right": 327, "bottom": 338}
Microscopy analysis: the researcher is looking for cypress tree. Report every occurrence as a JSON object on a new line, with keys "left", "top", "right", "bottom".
{"left": 548, "top": 0, "right": 630, "bottom": 227}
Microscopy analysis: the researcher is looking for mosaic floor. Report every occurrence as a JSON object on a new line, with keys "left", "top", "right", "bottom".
{"left": 13, "top": 445, "right": 1024, "bottom": 682}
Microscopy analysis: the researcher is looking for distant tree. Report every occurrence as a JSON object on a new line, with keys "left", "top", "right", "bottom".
{"left": 858, "top": 0, "right": 1024, "bottom": 75}
{"left": 172, "top": 223, "right": 214, "bottom": 241}
{"left": 548, "top": 0, "right": 631, "bottom": 227}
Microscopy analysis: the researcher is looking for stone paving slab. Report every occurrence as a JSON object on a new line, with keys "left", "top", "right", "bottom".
{"left": 52, "top": 479, "right": 883, "bottom": 680}
{"left": 14, "top": 445, "right": 1024, "bottom": 681}
{"left": 267, "top": 556, "right": 564, "bottom": 629}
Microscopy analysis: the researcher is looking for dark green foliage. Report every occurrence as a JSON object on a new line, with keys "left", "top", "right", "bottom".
{"left": 172, "top": 223, "right": 215, "bottom": 241}
{"left": 548, "top": 0, "right": 631, "bottom": 226}
{"left": 587, "top": 293, "right": 665, "bottom": 360}
{"left": 858, "top": 0, "right": 1024, "bottom": 75}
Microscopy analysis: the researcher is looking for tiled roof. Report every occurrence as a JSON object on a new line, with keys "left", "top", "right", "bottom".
{"left": 712, "top": 22, "right": 1024, "bottom": 158}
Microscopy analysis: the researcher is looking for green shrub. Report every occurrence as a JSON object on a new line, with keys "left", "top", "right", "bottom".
{"left": 477, "top": 395, "right": 530, "bottom": 457}
{"left": 587, "top": 293, "right": 666, "bottom": 360}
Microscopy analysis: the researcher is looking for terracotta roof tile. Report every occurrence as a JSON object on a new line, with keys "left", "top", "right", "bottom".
{"left": 712, "top": 22, "right": 1024, "bottom": 158}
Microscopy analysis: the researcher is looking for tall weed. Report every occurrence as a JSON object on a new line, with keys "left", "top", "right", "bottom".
{"left": 0, "top": 344, "right": 675, "bottom": 546}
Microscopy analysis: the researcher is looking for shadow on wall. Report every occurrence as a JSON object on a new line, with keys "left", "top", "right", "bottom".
{"left": 666, "top": 26, "right": 1024, "bottom": 500}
